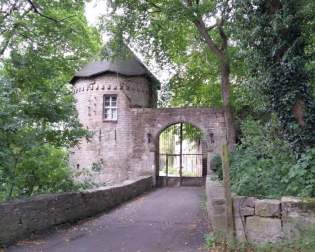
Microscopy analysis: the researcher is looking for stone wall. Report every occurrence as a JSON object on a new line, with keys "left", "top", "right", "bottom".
{"left": 234, "top": 196, "right": 315, "bottom": 243}
{"left": 205, "top": 174, "right": 315, "bottom": 244}
{"left": 129, "top": 107, "right": 226, "bottom": 183}
{"left": 205, "top": 174, "right": 227, "bottom": 235}
{"left": 0, "top": 176, "right": 153, "bottom": 247}
{"left": 70, "top": 72, "right": 226, "bottom": 187}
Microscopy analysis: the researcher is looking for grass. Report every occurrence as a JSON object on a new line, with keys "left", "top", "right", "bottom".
{"left": 204, "top": 225, "right": 315, "bottom": 252}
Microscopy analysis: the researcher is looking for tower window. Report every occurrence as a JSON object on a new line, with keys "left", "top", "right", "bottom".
{"left": 103, "top": 95, "right": 117, "bottom": 121}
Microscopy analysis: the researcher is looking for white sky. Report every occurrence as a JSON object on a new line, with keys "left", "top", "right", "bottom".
{"left": 85, "top": 1, "right": 109, "bottom": 31}
{"left": 84, "top": 0, "right": 173, "bottom": 84}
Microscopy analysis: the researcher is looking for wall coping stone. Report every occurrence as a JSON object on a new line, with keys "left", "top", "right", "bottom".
{"left": 0, "top": 176, "right": 153, "bottom": 247}
{"left": 205, "top": 177, "right": 315, "bottom": 244}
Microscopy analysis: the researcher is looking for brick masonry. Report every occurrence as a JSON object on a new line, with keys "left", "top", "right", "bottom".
{"left": 0, "top": 176, "right": 153, "bottom": 247}
{"left": 70, "top": 73, "right": 226, "bottom": 186}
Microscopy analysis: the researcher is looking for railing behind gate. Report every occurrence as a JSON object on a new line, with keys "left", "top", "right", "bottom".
{"left": 159, "top": 153, "right": 203, "bottom": 179}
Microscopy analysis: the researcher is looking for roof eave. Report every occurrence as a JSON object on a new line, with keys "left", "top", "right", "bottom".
{"left": 70, "top": 71, "right": 160, "bottom": 89}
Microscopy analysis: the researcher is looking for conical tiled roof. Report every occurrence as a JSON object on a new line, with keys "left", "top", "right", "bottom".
{"left": 70, "top": 57, "right": 160, "bottom": 88}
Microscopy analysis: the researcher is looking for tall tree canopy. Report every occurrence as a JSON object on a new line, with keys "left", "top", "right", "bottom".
{"left": 234, "top": 0, "right": 315, "bottom": 154}
{"left": 0, "top": 0, "right": 101, "bottom": 200}
{"left": 102, "top": 0, "right": 238, "bottom": 147}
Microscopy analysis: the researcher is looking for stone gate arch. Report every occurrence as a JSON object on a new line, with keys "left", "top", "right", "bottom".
{"left": 129, "top": 107, "right": 226, "bottom": 184}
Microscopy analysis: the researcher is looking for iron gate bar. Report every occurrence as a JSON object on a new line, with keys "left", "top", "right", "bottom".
{"left": 158, "top": 123, "right": 204, "bottom": 185}
{"left": 159, "top": 153, "right": 203, "bottom": 180}
{"left": 178, "top": 123, "right": 182, "bottom": 185}
{"left": 160, "top": 153, "right": 203, "bottom": 156}
{"left": 166, "top": 154, "right": 169, "bottom": 186}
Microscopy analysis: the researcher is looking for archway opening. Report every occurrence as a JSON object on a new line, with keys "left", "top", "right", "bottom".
{"left": 158, "top": 122, "right": 207, "bottom": 186}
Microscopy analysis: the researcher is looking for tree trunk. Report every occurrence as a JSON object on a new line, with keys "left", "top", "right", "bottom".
{"left": 192, "top": 18, "right": 236, "bottom": 148}
{"left": 222, "top": 143, "right": 235, "bottom": 238}
{"left": 221, "top": 60, "right": 236, "bottom": 149}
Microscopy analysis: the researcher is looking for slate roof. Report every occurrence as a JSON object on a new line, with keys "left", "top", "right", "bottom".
{"left": 70, "top": 57, "right": 160, "bottom": 88}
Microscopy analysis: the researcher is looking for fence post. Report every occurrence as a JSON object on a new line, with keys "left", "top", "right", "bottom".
{"left": 166, "top": 154, "right": 169, "bottom": 186}
{"left": 179, "top": 123, "right": 183, "bottom": 185}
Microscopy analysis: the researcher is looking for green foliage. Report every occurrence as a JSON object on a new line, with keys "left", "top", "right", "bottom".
{"left": 234, "top": 0, "right": 315, "bottom": 154}
{"left": 101, "top": 0, "right": 246, "bottom": 110}
{"left": 0, "top": 145, "right": 77, "bottom": 201}
{"left": 210, "top": 225, "right": 315, "bottom": 252}
{"left": 270, "top": 225, "right": 315, "bottom": 252}
{"left": 91, "top": 161, "right": 104, "bottom": 172}
{"left": 229, "top": 118, "right": 315, "bottom": 198}
{"left": 211, "top": 154, "right": 223, "bottom": 180}
{"left": 0, "top": 0, "right": 101, "bottom": 201}
{"left": 204, "top": 233, "right": 216, "bottom": 250}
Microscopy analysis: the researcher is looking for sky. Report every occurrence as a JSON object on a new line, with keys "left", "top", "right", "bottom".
{"left": 85, "top": 1, "right": 109, "bottom": 32}
{"left": 84, "top": 0, "right": 173, "bottom": 84}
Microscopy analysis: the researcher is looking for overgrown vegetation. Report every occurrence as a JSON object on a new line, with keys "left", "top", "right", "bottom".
{"left": 0, "top": 0, "right": 101, "bottom": 201}
{"left": 102, "top": 0, "right": 315, "bottom": 197}
{"left": 234, "top": 0, "right": 315, "bottom": 155}
{"left": 205, "top": 225, "right": 315, "bottom": 252}
{"left": 0, "top": 0, "right": 314, "bottom": 203}
{"left": 230, "top": 118, "right": 315, "bottom": 198}
{"left": 213, "top": 117, "right": 315, "bottom": 198}
{"left": 224, "top": 0, "right": 315, "bottom": 198}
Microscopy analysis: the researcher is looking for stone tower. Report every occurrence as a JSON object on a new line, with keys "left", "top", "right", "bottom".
{"left": 70, "top": 58, "right": 159, "bottom": 186}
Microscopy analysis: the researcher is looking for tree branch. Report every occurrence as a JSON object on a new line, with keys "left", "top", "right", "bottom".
{"left": 144, "top": 0, "right": 162, "bottom": 11}
{"left": 185, "top": 0, "right": 225, "bottom": 61}
{"left": 194, "top": 18, "right": 225, "bottom": 61}
{"left": 26, "top": 0, "right": 76, "bottom": 24}
{"left": 0, "top": 37, "right": 11, "bottom": 57}
{"left": 218, "top": 21, "right": 228, "bottom": 51}
{"left": 26, "top": 0, "right": 60, "bottom": 23}
{"left": 206, "top": 23, "right": 218, "bottom": 32}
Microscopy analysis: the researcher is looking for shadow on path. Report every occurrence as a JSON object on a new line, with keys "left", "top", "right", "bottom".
{"left": 7, "top": 187, "right": 209, "bottom": 252}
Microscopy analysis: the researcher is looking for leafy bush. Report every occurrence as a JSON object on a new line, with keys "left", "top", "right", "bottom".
{"left": 229, "top": 117, "right": 315, "bottom": 198}
{"left": 0, "top": 145, "right": 80, "bottom": 201}
{"left": 210, "top": 154, "right": 222, "bottom": 180}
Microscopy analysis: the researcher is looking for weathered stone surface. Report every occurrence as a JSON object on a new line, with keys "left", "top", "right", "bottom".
{"left": 241, "top": 207, "right": 255, "bottom": 216}
{"left": 233, "top": 196, "right": 255, "bottom": 218}
{"left": 243, "top": 197, "right": 256, "bottom": 208}
{"left": 205, "top": 175, "right": 226, "bottom": 235}
{"left": 255, "top": 199, "right": 281, "bottom": 217}
{"left": 246, "top": 216, "right": 283, "bottom": 243}
{"left": 70, "top": 72, "right": 226, "bottom": 187}
{"left": 206, "top": 180, "right": 315, "bottom": 245}
{"left": 234, "top": 217, "right": 246, "bottom": 241}
{"left": 0, "top": 176, "right": 153, "bottom": 247}
{"left": 281, "top": 197, "right": 315, "bottom": 240}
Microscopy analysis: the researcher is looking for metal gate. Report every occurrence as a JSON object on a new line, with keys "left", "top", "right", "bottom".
{"left": 158, "top": 123, "right": 205, "bottom": 186}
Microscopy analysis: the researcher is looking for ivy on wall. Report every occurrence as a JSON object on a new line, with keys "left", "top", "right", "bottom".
{"left": 234, "top": 0, "right": 315, "bottom": 155}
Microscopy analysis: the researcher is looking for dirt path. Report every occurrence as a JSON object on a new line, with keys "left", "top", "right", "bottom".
{"left": 6, "top": 187, "right": 209, "bottom": 252}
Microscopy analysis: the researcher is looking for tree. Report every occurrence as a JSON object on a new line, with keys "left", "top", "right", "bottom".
{"left": 234, "top": 0, "right": 315, "bottom": 154}
{"left": 0, "top": 0, "right": 101, "bottom": 200}
{"left": 101, "top": 0, "right": 236, "bottom": 147}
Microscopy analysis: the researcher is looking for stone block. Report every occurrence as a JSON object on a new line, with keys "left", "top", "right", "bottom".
{"left": 0, "top": 176, "right": 153, "bottom": 246}
{"left": 212, "top": 214, "right": 226, "bottom": 233}
{"left": 241, "top": 207, "right": 255, "bottom": 216}
{"left": 246, "top": 216, "right": 283, "bottom": 243}
{"left": 255, "top": 199, "right": 280, "bottom": 217}
{"left": 281, "top": 197, "right": 302, "bottom": 213}
{"left": 234, "top": 217, "right": 246, "bottom": 241}
{"left": 243, "top": 197, "right": 256, "bottom": 208}
{"left": 281, "top": 197, "right": 315, "bottom": 240}
{"left": 233, "top": 196, "right": 255, "bottom": 217}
